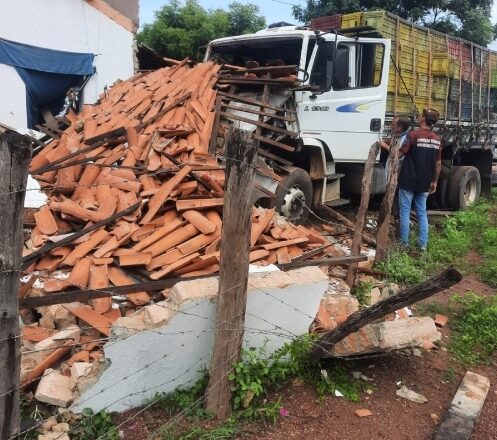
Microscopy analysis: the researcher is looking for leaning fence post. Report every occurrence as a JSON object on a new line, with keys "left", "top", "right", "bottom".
{"left": 345, "top": 142, "right": 380, "bottom": 287}
{"left": 0, "top": 130, "right": 32, "bottom": 439}
{"left": 205, "top": 128, "right": 258, "bottom": 420}
{"left": 375, "top": 136, "right": 401, "bottom": 264}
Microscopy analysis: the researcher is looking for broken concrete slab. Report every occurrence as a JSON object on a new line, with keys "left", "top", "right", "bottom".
{"left": 396, "top": 385, "right": 428, "bottom": 403}
{"left": 434, "top": 371, "right": 490, "bottom": 440}
{"left": 111, "top": 300, "right": 178, "bottom": 338}
{"left": 369, "top": 287, "right": 381, "bottom": 305}
{"left": 72, "top": 267, "right": 328, "bottom": 413}
{"left": 170, "top": 277, "right": 219, "bottom": 303}
{"left": 70, "top": 362, "right": 93, "bottom": 385}
{"left": 52, "top": 422, "right": 70, "bottom": 433}
{"left": 35, "top": 369, "right": 74, "bottom": 407}
{"left": 38, "top": 304, "right": 77, "bottom": 329}
{"left": 331, "top": 317, "right": 440, "bottom": 357}
{"left": 322, "top": 291, "right": 359, "bottom": 321}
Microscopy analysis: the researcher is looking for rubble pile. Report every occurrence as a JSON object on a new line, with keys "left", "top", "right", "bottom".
{"left": 20, "top": 61, "right": 340, "bottom": 406}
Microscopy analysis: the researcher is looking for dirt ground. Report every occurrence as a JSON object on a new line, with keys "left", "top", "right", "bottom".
{"left": 117, "top": 275, "right": 496, "bottom": 440}
{"left": 237, "top": 275, "right": 497, "bottom": 440}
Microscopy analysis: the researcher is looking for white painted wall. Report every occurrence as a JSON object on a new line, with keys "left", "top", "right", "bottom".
{"left": 72, "top": 268, "right": 329, "bottom": 413}
{"left": 0, "top": 0, "right": 135, "bottom": 130}
{"left": 0, "top": 64, "right": 27, "bottom": 128}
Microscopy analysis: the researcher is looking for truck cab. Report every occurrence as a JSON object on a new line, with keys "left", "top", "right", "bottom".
{"left": 206, "top": 26, "right": 391, "bottom": 221}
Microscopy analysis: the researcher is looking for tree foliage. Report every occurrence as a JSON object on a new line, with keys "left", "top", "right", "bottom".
{"left": 138, "top": 0, "right": 266, "bottom": 60}
{"left": 292, "top": 0, "right": 497, "bottom": 46}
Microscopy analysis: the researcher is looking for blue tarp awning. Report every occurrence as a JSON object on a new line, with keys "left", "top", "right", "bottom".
{"left": 0, "top": 38, "right": 94, "bottom": 128}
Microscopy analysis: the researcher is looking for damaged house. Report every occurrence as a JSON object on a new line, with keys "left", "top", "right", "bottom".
{"left": 0, "top": 0, "right": 138, "bottom": 131}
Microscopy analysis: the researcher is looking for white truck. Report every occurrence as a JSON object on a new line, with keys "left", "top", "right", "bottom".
{"left": 205, "top": 12, "right": 496, "bottom": 222}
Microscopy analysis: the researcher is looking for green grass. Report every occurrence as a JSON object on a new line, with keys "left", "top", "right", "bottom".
{"left": 441, "top": 367, "right": 457, "bottom": 384}
{"left": 148, "top": 372, "right": 210, "bottom": 419}
{"left": 479, "top": 226, "right": 497, "bottom": 286}
{"left": 159, "top": 418, "right": 238, "bottom": 440}
{"left": 376, "top": 249, "right": 424, "bottom": 284}
{"left": 449, "top": 294, "right": 497, "bottom": 365}
{"left": 72, "top": 409, "right": 119, "bottom": 440}
{"left": 351, "top": 280, "right": 374, "bottom": 306}
{"left": 378, "top": 200, "right": 493, "bottom": 285}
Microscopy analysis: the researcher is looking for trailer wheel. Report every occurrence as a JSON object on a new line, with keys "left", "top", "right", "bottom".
{"left": 275, "top": 167, "right": 313, "bottom": 223}
{"left": 448, "top": 166, "right": 481, "bottom": 210}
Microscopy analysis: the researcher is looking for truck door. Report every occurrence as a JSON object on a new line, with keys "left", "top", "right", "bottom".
{"left": 298, "top": 38, "right": 391, "bottom": 162}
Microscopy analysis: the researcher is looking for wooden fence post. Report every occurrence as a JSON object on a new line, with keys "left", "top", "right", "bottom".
{"left": 0, "top": 130, "right": 32, "bottom": 440}
{"left": 205, "top": 128, "right": 258, "bottom": 420}
{"left": 375, "top": 136, "right": 401, "bottom": 264}
{"left": 345, "top": 142, "right": 380, "bottom": 287}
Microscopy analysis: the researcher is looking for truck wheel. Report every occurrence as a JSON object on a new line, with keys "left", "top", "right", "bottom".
{"left": 448, "top": 166, "right": 481, "bottom": 210}
{"left": 275, "top": 167, "right": 313, "bottom": 223}
{"left": 435, "top": 177, "right": 449, "bottom": 209}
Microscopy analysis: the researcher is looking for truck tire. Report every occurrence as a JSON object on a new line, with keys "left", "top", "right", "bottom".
{"left": 275, "top": 167, "right": 313, "bottom": 224}
{"left": 448, "top": 166, "right": 481, "bottom": 210}
{"left": 435, "top": 177, "right": 449, "bottom": 209}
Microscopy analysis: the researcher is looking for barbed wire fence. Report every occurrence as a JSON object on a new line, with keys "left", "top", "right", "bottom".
{"left": 1, "top": 126, "right": 383, "bottom": 439}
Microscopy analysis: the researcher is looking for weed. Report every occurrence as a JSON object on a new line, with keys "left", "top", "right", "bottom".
{"left": 20, "top": 395, "right": 44, "bottom": 440}
{"left": 153, "top": 335, "right": 366, "bottom": 437}
{"left": 229, "top": 335, "right": 365, "bottom": 423}
{"left": 313, "top": 365, "right": 365, "bottom": 401}
{"left": 72, "top": 409, "right": 119, "bottom": 440}
{"left": 351, "top": 280, "right": 374, "bottom": 306}
{"left": 480, "top": 259, "right": 497, "bottom": 287}
{"left": 150, "top": 372, "right": 210, "bottom": 419}
{"left": 160, "top": 417, "right": 238, "bottom": 440}
{"left": 449, "top": 294, "right": 497, "bottom": 365}
{"left": 376, "top": 250, "right": 423, "bottom": 284}
{"left": 442, "top": 367, "right": 456, "bottom": 384}
{"left": 478, "top": 226, "right": 497, "bottom": 286}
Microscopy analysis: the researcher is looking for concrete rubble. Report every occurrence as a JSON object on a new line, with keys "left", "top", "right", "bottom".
{"left": 396, "top": 385, "right": 428, "bottom": 404}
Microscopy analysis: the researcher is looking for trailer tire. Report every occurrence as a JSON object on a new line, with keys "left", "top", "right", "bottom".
{"left": 275, "top": 167, "right": 313, "bottom": 224}
{"left": 448, "top": 166, "right": 481, "bottom": 210}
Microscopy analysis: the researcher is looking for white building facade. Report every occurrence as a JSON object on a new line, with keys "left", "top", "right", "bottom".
{"left": 0, "top": 0, "right": 138, "bottom": 130}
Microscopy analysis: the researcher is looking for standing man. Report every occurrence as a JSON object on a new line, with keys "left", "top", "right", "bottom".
{"left": 397, "top": 108, "right": 442, "bottom": 251}
{"left": 379, "top": 116, "right": 411, "bottom": 182}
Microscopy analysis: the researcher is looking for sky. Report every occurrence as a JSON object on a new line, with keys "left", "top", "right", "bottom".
{"left": 139, "top": 0, "right": 497, "bottom": 47}
{"left": 139, "top": 0, "right": 301, "bottom": 28}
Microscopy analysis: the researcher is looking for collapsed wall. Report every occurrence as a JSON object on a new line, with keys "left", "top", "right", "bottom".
{"left": 63, "top": 266, "right": 329, "bottom": 412}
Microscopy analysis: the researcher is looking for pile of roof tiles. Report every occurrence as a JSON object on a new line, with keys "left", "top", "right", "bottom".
{"left": 26, "top": 60, "right": 335, "bottom": 288}
{"left": 19, "top": 61, "right": 340, "bottom": 400}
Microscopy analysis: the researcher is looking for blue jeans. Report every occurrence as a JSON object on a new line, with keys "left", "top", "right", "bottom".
{"left": 398, "top": 188, "right": 429, "bottom": 248}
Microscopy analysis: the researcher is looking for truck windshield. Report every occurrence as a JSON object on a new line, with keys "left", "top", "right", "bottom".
{"left": 208, "top": 37, "right": 303, "bottom": 68}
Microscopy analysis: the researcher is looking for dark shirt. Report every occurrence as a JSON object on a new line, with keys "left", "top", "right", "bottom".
{"left": 398, "top": 129, "right": 442, "bottom": 193}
